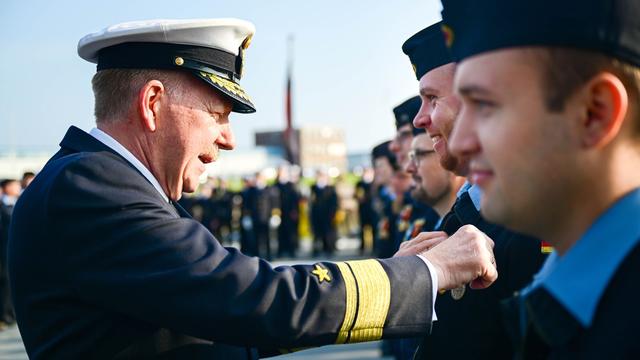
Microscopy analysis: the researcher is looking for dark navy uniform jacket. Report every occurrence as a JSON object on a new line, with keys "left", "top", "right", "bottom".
{"left": 415, "top": 190, "right": 547, "bottom": 360}
{"left": 502, "top": 189, "right": 640, "bottom": 359}
{"left": 8, "top": 126, "right": 435, "bottom": 359}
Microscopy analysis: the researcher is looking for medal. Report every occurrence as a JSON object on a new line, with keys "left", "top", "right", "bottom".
{"left": 451, "top": 285, "right": 466, "bottom": 300}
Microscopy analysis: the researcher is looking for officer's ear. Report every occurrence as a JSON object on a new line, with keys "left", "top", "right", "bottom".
{"left": 137, "top": 80, "right": 166, "bottom": 132}
{"left": 580, "top": 72, "right": 629, "bottom": 148}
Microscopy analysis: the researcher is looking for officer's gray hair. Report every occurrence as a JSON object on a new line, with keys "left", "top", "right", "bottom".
{"left": 91, "top": 69, "right": 185, "bottom": 125}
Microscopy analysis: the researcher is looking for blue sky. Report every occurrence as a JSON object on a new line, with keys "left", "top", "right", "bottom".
{"left": 0, "top": 0, "right": 442, "bottom": 154}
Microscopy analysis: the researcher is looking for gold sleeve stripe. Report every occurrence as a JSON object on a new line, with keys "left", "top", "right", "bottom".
{"left": 335, "top": 262, "right": 357, "bottom": 344}
{"left": 334, "top": 259, "right": 391, "bottom": 344}
{"left": 347, "top": 260, "right": 391, "bottom": 343}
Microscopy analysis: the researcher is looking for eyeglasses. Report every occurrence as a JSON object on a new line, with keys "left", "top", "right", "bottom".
{"left": 408, "top": 148, "right": 436, "bottom": 165}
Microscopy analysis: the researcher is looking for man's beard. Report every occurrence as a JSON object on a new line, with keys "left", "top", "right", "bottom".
{"left": 439, "top": 152, "right": 459, "bottom": 173}
{"left": 411, "top": 182, "right": 451, "bottom": 207}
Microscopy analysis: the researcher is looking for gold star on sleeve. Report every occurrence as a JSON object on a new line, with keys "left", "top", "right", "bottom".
{"left": 312, "top": 264, "right": 331, "bottom": 283}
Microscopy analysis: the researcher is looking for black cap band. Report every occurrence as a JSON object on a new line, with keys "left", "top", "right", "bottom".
{"left": 97, "top": 42, "right": 241, "bottom": 81}
{"left": 441, "top": 0, "right": 640, "bottom": 67}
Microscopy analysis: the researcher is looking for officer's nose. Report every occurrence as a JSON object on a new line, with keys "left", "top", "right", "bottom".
{"left": 216, "top": 122, "right": 235, "bottom": 150}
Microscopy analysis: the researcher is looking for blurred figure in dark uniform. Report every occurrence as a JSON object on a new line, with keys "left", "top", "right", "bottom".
{"left": 210, "top": 178, "right": 234, "bottom": 244}
{"left": 273, "top": 165, "right": 300, "bottom": 258}
{"left": 355, "top": 167, "right": 375, "bottom": 254}
{"left": 239, "top": 176, "right": 259, "bottom": 256}
{"left": 406, "top": 133, "right": 463, "bottom": 237}
{"left": 310, "top": 170, "right": 338, "bottom": 256}
{"left": 0, "top": 179, "right": 19, "bottom": 327}
{"left": 370, "top": 141, "right": 399, "bottom": 258}
{"left": 241, "top": 172, "right": 272, "bottom": 259}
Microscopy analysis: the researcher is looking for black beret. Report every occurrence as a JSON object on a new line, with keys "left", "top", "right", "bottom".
{"left": 441, "top": 0, "right": 640, "bottom": 67}
{"left": 393, "top": 96, "right": 425, "bottom": 135}
{"left": 371, "top": 141, "right": 398, "bottom": 170}
{"left": 402, "top": 21, "right": 453, "bottom": 80}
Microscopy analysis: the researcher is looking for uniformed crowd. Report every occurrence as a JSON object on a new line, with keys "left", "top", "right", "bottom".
{"left": 0, "top": 172, "right": 34, "bottom": 331}
{"left": 177, "top": 168, "right": 348, "bottom": 260}
{"left": 6, "top": 0, "right": 640, "bottom": 358}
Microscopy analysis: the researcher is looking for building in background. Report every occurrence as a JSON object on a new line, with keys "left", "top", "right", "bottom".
{"left": 255, "top": 125, "right": 347, "bottom": 175}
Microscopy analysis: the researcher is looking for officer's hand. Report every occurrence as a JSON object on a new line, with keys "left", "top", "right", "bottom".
{"left": 422, "top": 225, "right": 497, "bottom": 290}
{"left": 393, "top": 231, "right": 448, "bottom": 257}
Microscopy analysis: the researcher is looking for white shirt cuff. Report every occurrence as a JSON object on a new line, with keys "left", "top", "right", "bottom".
{"left": 416, "top": 254, "right": 438, "bottom": 321}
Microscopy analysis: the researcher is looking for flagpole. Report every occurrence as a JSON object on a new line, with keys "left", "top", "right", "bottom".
{"left": 284, "top": 34, "right": 297, "bottom": 164}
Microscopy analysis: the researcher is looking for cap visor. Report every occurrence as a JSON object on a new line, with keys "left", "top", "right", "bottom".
{"left": 195, "top": 71, "right": 256, "bottom": 113}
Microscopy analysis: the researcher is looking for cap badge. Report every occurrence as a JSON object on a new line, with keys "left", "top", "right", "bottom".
{"left": 441, "top": 24, "right": 455, "bottom": 48}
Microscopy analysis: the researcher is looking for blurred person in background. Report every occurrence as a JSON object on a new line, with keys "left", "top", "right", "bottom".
{"left": 273, "top": 165, "right": 300, "bottom": 258}
{"left": 355, "top": 167, "right": 376, "bottom": 254}
{"left": 0, "top": 179, "right": 19, "bottom": 328}
{"left": 20, "top": 172, "right": 35, "bottom": 191}
{"left": 210, "top": 178, "right": 234, "bottom": 244}
{"left": 370, "top": 141, "right": 398, "bottom": 258}
{"left": 390, "top": 97, "right": 440, "bottom": 258}
{"left": 407, "top": 133, "right": 463, "bottom": 228}
{"left": 310, "top": 169, "right": 339, "bottom": 256}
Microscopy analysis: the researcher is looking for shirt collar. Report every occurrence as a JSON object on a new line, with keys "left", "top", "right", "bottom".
{"left": 526, "top": 188, "right": 640, "bottom": 327}
{"left": 89, "top": 127, "right": 170, "bottom": 203}
{"left": 457, "top": 180, "right": 482, "bottom": 211}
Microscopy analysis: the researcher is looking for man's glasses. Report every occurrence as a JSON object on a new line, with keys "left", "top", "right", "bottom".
{"left": 408, "top": 148, "right": 436, "bottom": 165}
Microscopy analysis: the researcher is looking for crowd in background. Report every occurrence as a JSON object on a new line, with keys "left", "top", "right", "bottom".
{"left": 175, "top": 156, "right": 412, "bottom": 262}
{"left": 0, "top": 172, "right": 34, "bottom": 329}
